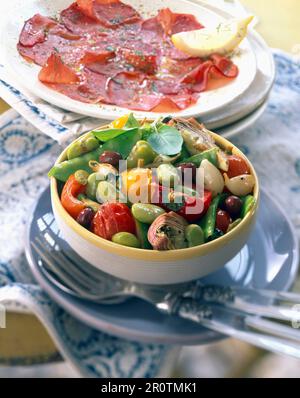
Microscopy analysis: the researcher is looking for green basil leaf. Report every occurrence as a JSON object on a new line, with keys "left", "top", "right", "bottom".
{"left": 125, "top": 113, "right": 140, "bottom": 128}
{"left": 147, "top": 125, "right": 183, "bottom": 155}
{"left": 101, "top": 129, "right": 142, "bottom": 159}
{"left": 92, "top": 127, "right": 138, "bottom": 142}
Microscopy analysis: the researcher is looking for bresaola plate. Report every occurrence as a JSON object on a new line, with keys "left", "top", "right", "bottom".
{"left": 3, "top": 0, "right": 257, "bottom": 119}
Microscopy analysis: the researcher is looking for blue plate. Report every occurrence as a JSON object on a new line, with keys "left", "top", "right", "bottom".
{"left": 26, "top": 187, "right": 299, "bottom": 345}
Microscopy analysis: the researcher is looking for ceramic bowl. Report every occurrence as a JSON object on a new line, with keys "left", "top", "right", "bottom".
{"left": 50, "top": 129, "right": 259, "bottom": 285}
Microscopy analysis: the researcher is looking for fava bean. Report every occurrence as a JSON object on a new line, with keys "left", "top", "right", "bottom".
{"left": 112, "top": 232, "right": 141, "bottom": 248}
{"left": 86, "top": 173, "right": 99, "bottom": 201}
{"left": 96, "top": 181, "right": 126, "bottom": 204}
{"left": 67, "top": 133, "right": 99, "bottom": 160}
{"left": 131, "top": 203, "right": 165, "bottom": 224}
{"left": 185, "top": 224, "right": 205, "bottom": 247}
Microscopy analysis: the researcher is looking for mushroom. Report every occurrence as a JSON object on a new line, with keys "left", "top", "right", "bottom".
{"left": 224, "top": 173, "right": 255, "bottom": 196}
{"left": 148, "top": 212, "right": 188, "bottom": 250}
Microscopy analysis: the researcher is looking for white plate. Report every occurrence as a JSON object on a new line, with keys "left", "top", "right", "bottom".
{"left": 197, "top": 1, "right": 275, "bottom": 130}
{"left": 217, "top": 98, "right": 268, "bottom": 139}
{"left": 2, "top": 0, "right": 256, "bottom": 120}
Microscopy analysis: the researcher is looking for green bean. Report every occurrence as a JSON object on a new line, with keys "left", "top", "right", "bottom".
{"left": 135, "top": 220, "right": 152, "bottom": 249}
{"left": 241, "top": 195, "right": 255, "bottom": 218}
{"left": 48, "top": 146, "right": 104, "bottom": 182}
{"left": 131, "top": 204, "right": 166, "bottom": 224}
{"left": 112, "top": 232, "right": 141, "bottom": 248}
{"left": 49, "top": 129, "right": 142, "bottom": 183}
{"left": 67, "top": 133, "right": 99, "bottom": 160}
{"left": 199, "top": 194, "right": 227, "bottom": 241}
{"left": 177, "top": 148, "right": 218, "bottom": 167}
{"left": 185, "top": 224, "right": 205, "bottom": 247}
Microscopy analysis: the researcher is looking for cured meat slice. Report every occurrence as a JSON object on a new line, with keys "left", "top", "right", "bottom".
{"left": 119, "top": 48, "right": 157, "bottom": 74}
{"left": 80, "top": 50, "right": 115, "bottom": 64}
{"left": 60, "top": 3, "right": 105, "bottom": 34}
{"left": 157, "top": 8, "right": 203, "bottom": 36}
{"left": 19, "top": 14, "right": 57, "bottom": 47}
{"left": 106, "top": 71, "right": 162, "bottom": 110}
{"left": 46, "top": 68, "right": 109, "bottom": 103}
{"left": 38, "top": 53, "right": 80, "bottom": 84}
{"left": 210, "top": 54, "right": 239, "bottom": 78}
{"left": 75, "top": 0, "right": 141, "bottom": 28}
{"left": 181, "top": 60, "right": 213, "bottom": 92}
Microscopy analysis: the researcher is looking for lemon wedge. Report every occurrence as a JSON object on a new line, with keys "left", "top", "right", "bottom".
{"left": 171, "top": 16, "right": 254, "bottom": 57}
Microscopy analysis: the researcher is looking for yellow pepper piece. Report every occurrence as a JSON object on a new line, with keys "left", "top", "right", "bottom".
{"left": 111, "top": 114, "right": 130, "bottom": 129}
{"left": 121, "top": 168, "right": 152, "bottom": 204}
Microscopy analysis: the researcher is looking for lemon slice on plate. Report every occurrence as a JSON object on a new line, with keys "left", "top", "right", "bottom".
{"left": 171, "top": 16, "right": 254, "bottom": 57}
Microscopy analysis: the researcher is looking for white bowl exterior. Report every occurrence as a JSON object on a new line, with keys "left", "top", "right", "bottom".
{"left": 52, "top": 196, "right": 257, "bottom": 285}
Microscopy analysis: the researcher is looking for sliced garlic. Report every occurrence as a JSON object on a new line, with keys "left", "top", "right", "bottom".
{"left": 224, "top": 173, "right": 255, "bottom": 196}
{"left": 199, "top": 159, "right": 224, "bottom": 197}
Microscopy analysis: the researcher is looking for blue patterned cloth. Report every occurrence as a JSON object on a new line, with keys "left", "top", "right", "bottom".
{"left": 0, "top": 51, "right": 300, "bottom": 376}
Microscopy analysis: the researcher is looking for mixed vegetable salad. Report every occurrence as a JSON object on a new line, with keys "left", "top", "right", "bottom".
{"left": 49, "top": 114, "right": 256, "bottom": 251}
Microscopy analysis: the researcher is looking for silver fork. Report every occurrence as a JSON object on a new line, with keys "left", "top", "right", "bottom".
{"left": 31, "top": 237, "right": 300, "bottom": 359}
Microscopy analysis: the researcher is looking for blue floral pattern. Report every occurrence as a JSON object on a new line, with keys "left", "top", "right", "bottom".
{"left": 0, "top": 112, "right": 168, "bottom": 377}
{"left": 0, "top": 50, "right": 300, "bottom": 376}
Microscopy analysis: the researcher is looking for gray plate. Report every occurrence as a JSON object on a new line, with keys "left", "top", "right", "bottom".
{"left": 25, "top": 188, "right": 299, "bottom": 345}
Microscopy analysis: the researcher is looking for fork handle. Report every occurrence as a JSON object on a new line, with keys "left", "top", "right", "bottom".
{"left": 174, "top": 297, "right": 300, "bottom": 359}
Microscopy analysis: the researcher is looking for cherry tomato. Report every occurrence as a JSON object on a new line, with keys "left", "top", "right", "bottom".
{"left": 92, "top": 203, "right": 136, "bottom": 241}
{"left": 216, "top": 209, "right": 232, "bottom": 233}
{"left": 61, "top": 174, "right": 86, "bottom": 219}
{"left": 227, "top": 155, "right": 250, "bottom": 178}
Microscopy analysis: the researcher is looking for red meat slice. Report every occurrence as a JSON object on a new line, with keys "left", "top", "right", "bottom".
{"left": 76, "top": 0, "right": 141, "bottom": 28}
{"left": 80, "top": 50, "right": 115, "bottom": 64}
{"left": 181, "top": 60, "right": 214, "bottom": 92}
{"left": 38, "top": 53, "right": 80, "bottom": 84}
{"left": 60, "top": 3, "right": 105, "bottom": 34}
{"left": 210, "top": 54, "right": 239, "bottom": 78}
{"left": 46, "top": 68, "right": 109, "bottom": 103}
{"left": 106, "top": 71, "right": 163, "bottom": 110}
{"left": 19, "top": 14, "right": 57, "bottom": 47}
{"left": 157, "top": 8, "right": 203, "bottom": 36}
{"left": 119, "top": 48, "right": 157, "bottom": 74}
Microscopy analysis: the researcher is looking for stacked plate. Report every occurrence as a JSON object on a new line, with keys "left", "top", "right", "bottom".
{"left": 2, "top": 0, "right": 275, "bottom": 138}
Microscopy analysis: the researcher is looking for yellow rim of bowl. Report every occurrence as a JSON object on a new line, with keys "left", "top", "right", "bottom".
{"left": 50, "top": 129, "right": 259, "bottom": 262}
